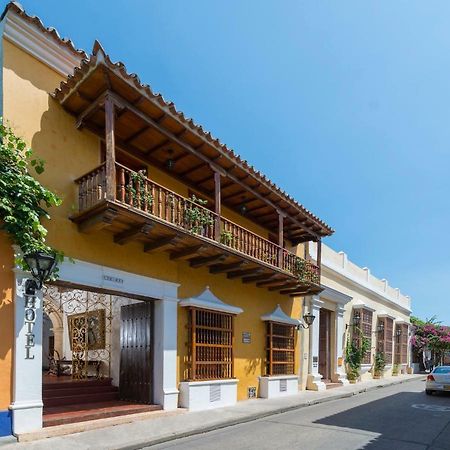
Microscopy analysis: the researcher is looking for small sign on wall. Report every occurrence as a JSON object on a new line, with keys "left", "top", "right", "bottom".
{"left": 338, "top": 357, "right": 343, "bottom": 367}
{"left": 242, "top": 332, "right": 251, "bottom": 344}
{"left": 248, "top": 386, "right": 257, "bottom": 398}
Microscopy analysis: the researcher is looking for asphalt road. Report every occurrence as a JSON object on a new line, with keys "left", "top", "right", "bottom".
{"left": 148, "top": 379, "right": 450, "bottom": 450}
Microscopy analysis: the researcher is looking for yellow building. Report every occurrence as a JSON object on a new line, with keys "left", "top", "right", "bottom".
{"left": 0, "top": 3, "right": 334, "bottom": 436}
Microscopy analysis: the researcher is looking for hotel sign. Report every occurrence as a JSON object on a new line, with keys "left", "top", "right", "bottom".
{"left": 24, "top": 291, "right": 37, "bottom": 360}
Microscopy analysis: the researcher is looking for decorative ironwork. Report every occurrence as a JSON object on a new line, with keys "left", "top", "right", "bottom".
{"left": 43, "top": 285, "right": 112, "bottom": 380}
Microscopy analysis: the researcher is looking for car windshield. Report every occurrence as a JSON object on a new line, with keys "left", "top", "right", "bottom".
{"left": 433, "top": 366, "right": 450, "bottom": 374}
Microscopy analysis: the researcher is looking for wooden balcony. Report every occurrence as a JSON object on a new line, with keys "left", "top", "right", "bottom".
{"left": 71, "top": 162, "right": 322, "bottom": 296}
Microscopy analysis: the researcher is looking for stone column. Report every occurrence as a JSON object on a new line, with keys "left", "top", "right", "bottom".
{"left": 306, "top": 296, "right": 326, "bottom": 391}
{"left": 10, "top": 270, "right": 44, "bottom": 434}
{"left": 153, "top": 295, "right": 179, "bottom": 410}
{"left": 332, "top": 304, "right": 349, "bottom": 385}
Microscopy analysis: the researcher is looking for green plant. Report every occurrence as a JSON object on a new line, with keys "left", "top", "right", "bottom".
{"left": 373, "top": 351, "right": 386, "bottom": 376}
{"left": 0, "top": 119, "right": 63, "bottom": 272}
{"left": 345, "top": 327, "right": 371, "bottom": 381}
{"left": 220, "top": 230, "right": 236, "bottom": 246}
{"left": 127, "top": 170, "right": 153, "bottom": 209}
{"left": 184, "top": 194, "right": 213, "bottom": 234}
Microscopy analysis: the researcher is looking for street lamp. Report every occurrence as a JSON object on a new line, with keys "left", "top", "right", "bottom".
{"left": 395, "top": 327, "right": 402, "bottom": 343}
{"left": 297, "top": 312, "right": 316, "bottom": 330}
{"left": 23, "top": 251, "right": 58, "bottom": 292}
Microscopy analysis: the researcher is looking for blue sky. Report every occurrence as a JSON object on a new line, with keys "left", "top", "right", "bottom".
{"left": 6, "top": 1, "right": 450, "bottom": 322}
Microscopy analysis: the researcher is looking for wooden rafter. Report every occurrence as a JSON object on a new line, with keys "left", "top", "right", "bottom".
{"left": 209, "top": 261, "right": 245, "bottom": 274}
{"left": 190, "top": 254, "right": 226, "bottom": 268}
{"left": 227, "top": 267, "right": 262, "bottom": 279}
{"left": 170, "top": 245, "right": 205, "bottom": 260}
{"left": 144, "top": 234, "right": 181, "bottom": 252}
{"left": 114, "top": 222, "right": 153, "bottom": 245}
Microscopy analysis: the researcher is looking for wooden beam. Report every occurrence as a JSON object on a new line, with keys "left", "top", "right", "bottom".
{"left": 114, "top": 222, "right": 153, "bottom": 245}
{"left": 104, "top": 95, "right": 116, "bottom": 200}
{"left": 209, "top": 261, "right": 245, "bottom": 274}
{"left": 242, "top": 273, "right": 273, "bottom": 284}
{"left": 75, "top": 90, "right": 107, "bottom": 129}
{"left": 146, "top": 138, "right": 170, "bottom": 154}
{"left": 269, "top": 282, "right": 299, "bottom": 292}
{"left": 178, "top": 161, "right": 208, "bottom": 177}
{"left": 214, "top": 171, "right": 221, "bottom": 241}
{"left": 196, "top": 173, "right": 214, "bottom": 185}
{"left": 190, "top": 254, "right": 226, "bottom": 268}
{"left": 317, "top": 238, "right": 322, "bottom": 282}
{"left": 78, "top": 207, "right": 117, "bottom": 233}
{"left": 170, "top": 245, "right": 205, "bottom": 260}
{"left": 221, "top": 189, "right": 247, "bottom": 202}
{"left": 280, "top": 287, "right": 308, "bottom": 295}
{"left": 227, "top": 267, "right": 262, "bottom": 279}
{"left": 144, "top": 234, "right": 181, "bottom": 252}
{"left": 124, "top": 126, "right": 151, "bottom": 145}
{"left": 256, "top": 277, "right": 289, "bottom": 287}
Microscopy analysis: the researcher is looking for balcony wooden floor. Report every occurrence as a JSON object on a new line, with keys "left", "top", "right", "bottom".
{"left": 71, "top": 198, "right": 322, "bottom": 297}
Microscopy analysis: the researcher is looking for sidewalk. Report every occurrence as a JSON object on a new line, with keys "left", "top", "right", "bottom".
{"left": 0, "top": 374, "right": 425, "bottom": 450}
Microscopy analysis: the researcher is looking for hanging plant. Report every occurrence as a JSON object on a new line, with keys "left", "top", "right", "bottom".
{"left": 345, "top": 327, "right": 371, "bottom": 381}
{"left": 0, "top": 119, "right": 63, "bottom": 271}
{"left": 184, "top": 194, "right": 213, "bottom": 235}
{"left": 126, "top": 170, "right": 153, "bottom": 210}
{"left": 220, "top": 230, "right": 236, "bottom": 246}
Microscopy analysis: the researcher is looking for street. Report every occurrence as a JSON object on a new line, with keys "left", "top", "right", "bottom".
{"left": 149, "top": 379, "right": 450, "bottom": 450}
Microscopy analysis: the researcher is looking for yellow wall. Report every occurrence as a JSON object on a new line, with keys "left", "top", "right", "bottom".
{"left": 0, "top": 232, "right": 14, "bottom": 409}
{"left": 3, "top": 39, "right": 303, "bottom": 401}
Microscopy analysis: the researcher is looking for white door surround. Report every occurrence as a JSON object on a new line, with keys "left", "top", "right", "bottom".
{"left": 10, "top": 256, "right": 180, "bottom": 434}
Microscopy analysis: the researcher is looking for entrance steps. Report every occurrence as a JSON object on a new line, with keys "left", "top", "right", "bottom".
{"left": 43, "top": 377, "right": 161, "bottom": 427}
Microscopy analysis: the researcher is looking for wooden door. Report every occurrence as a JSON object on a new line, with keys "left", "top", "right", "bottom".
{"left": 318, "top": 309, "right": 331, "bottom": 381}
{"left": 119, "top": 302, "right": 152, "bottom": 403}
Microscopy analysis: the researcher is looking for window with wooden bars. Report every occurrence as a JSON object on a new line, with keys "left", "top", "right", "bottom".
{"left": 187, "top": 308, "right": 234, "bottom": 381}
{"left": 377, "top": 317, "right": 394, "bottom": 364}
{"left": 266, "top": 322, "right": 295, "bottom": 376}
{"left": 394, "top": 323, "right": 409, "bottom": 365}
{"left": 351, "top": 308, "right": 373, "bottom": 364}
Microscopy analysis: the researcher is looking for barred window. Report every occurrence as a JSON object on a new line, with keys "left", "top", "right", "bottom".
{"left": 187, "top": 308, "right": 234, "bottom": 381}
{"left": 395, "top": 323, "right": 409, "bottom": 365}
{"left": 377, "top": 317, "right": 394, "bottom": 364}
{"left": 352, "top": 308, "right": 373, "bottom": 364}
{"left": 266, "top": 322, "right": 295, "bottom": 376}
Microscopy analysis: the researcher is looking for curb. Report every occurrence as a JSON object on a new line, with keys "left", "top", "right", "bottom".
{"left": 120, "top": 376, "right": 425, "bottom": 450}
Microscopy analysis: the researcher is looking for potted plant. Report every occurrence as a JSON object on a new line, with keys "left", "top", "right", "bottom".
{"left": 392, "top": 363, "right": 400, "bottom": 376}
{"left": 345, "top": 328, "right": 370, "bottom": 384}
{"left": 373, "top": 351, "right": 385, "bottom": 379}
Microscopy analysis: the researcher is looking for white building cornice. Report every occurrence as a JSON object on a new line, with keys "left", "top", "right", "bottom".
{"left": 2, "top": 4, "right": 84, "bottom": 77}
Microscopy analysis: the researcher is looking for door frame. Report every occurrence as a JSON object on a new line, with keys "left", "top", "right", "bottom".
{"left": 319, "top": 308, "right": 332, "bottom": 381}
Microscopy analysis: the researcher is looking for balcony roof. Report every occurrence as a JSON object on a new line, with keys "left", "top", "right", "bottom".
{"left": 53, "top": 41, "right": 334, "bottom": 243}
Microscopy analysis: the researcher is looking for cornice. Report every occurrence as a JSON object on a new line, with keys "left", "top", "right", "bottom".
{"left": 3, "top": 7, "right": 82, "bottom": 76}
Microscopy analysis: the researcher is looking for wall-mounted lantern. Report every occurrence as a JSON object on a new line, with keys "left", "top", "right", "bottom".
{"left": 346, "top": 310, "right": 361, "bottom": 330}
{"left": 395, "top": 327, "right": 402, "bottom": 343}
{"left": 23, "top": 251, "right": 58, "bottom": 292}
{"left": 377, "top": 321, "right": 385, "bottom": 334}
{"left": 297, "top": 312, "right": 316, "bottom": 330}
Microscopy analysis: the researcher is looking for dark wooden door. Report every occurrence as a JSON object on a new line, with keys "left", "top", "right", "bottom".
{"left": 318, "top": 309, "right": 331, "bottom": 381}
{"left": 119, "top": 302, "right": 152, "bottom": 403}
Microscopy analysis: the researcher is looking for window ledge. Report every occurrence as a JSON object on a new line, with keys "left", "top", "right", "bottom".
{"left": 259, "top": 375, "right": 298, "bottom": 380}
{"left": 181, "top": 379, "right": 238, "bottom": 387}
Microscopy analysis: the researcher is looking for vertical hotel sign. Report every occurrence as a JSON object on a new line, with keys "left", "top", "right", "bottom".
{"left": 24, "top": 284, "right": 37, "bottom": 359}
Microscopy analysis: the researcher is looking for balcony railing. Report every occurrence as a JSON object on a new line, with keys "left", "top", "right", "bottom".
{"left": 75, "top": 162, "right": 320, "bottom": 284}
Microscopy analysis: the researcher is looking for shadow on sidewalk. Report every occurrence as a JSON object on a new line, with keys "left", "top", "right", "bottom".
{"left": 314, "top": 388, "right": 450, "bottom": 449}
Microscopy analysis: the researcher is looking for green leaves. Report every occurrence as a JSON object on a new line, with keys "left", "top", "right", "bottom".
{"left": 0, "top": 118, "right": 63, "bottom": 269}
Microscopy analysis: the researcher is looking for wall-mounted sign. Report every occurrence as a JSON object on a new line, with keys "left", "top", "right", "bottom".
{"left": 242, "top": 332, "right": 251, "bottom": 344}
{"left": 24, "top": 291, "right": 37, "bottom": 360}
{"left": 338, "top": 357, "right": 343, "bottom": 367}
{"left": 248, "top": 386, "right": 257, "bottom": 399}
{"left": 103, "top": 274, "right": 124, "bottom": 284}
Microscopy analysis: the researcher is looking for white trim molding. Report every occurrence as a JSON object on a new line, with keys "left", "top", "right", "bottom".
{"left": 2, "top": 5, "right": 83, "bottom": 76}
{"left": 179, "top": 287, "right": 243, "bottom": 315}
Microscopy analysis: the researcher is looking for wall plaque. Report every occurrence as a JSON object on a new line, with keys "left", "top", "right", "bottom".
{"left": 242, "top": 331, "right": 251, "bottom": 344}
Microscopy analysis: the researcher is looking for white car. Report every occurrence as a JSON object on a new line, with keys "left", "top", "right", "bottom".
{"left": 426, "top": 365, "right": 450, "bottom": 395}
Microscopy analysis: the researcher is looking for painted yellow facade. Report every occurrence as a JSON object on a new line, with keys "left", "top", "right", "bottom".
{"left": 2, "top": 37, "right": 302, "bottom": 401}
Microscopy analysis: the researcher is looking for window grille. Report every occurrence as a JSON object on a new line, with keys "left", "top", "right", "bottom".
{"left": 395, "top": 323, "right": 409, "bottom": 365}
{"left": 377, "top": 317, "right": 394, "bottom": 364}
{"left": 187, "top": 308, "right": 234, "bottom": 381}
{"left": 266, "top": 322, "right": 295, "bottom": 376}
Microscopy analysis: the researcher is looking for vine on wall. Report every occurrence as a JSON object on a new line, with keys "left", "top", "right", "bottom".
{"left": 0, "top": 119, "right": 63, "bottom": 270}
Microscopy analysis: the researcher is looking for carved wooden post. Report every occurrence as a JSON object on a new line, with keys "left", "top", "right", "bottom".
{"left": 214, "top": 170, "right": 221, "bottom": 242}
{"left": 105, "top": 95, "right": 116, "bottom": 200}
{"left": 316, "top": 238, "right": 322, "bottom": 282}
{"left": 278, "top": 212, "right": 284, "bottom": 268}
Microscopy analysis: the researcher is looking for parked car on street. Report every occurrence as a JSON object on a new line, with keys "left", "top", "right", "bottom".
{"left": 426, "top": 366, "right": 450, "bottom": 395}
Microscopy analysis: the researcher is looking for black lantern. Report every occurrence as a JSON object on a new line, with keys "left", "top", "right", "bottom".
{"left": 298, "top": 312, "right": 316, "bottom": 329}
{"left": 166, "top": 149, "right": 175, "bottom": 170}
{"left": 346, "top": 310, "right": 361, "bottom": 330}
{"left": 377, "top": 321, "right": 385, "bottom": 334}
{"left": 239, "top": 204, "right": 247, "bottom": 215}
{"left": 23, "top": 251, "right": 58, "bottom": 291}
{"left": 395, "top": 327, "right": 402, "bottom": 342}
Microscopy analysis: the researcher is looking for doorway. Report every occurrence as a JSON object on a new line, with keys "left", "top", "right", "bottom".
{"left": 318, "top": 309, "right": 332, "bottom": 381}
{"left": 119, "top": 302, "right": 153, "bottom": 403}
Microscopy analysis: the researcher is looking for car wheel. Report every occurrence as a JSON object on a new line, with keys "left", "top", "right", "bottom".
{"left": 426, "top": 389, "right": 434, "bottom": 395}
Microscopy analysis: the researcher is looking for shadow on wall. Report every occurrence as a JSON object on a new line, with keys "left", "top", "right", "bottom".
{"left": 314, "top": 388, "right": 450, "bottom": 449}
